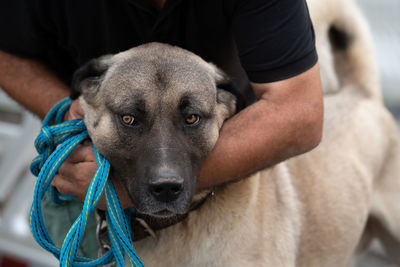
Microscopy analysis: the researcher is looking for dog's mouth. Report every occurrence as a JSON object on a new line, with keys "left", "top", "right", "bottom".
{"left": 125, "top": 189, "right": 192, "bottom": 218}
{"left": 151, "top": 209, "right": 178, "bottom": 218}
{"left": 134, "top": 205, "right": 188, "bottom": 219}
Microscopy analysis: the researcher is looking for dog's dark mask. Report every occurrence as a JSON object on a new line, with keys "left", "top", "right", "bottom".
{"left": 71, "top": 43, "right": 238, "bottom": 217}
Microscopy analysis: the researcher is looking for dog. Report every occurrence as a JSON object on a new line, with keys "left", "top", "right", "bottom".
{"left": 70, "top": 0, "right": 400, "bottom": 265}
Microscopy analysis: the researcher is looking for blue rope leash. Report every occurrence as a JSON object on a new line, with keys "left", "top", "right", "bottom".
{"left": 29, "top": 97, "right": 144, "bottom": 267}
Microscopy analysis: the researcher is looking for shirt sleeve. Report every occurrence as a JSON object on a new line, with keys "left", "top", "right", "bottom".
{"left": 232, "top": 0, "right": 318, "bottom": 83}
{"left": 0, "top": 0, "right": 51, "bottom": 58}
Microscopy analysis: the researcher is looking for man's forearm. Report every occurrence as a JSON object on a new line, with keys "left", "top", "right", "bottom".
{"left": 0, "top": 50, "right": 70, "bottom": 118}
{"left": 196, "top": 64, "right": 323, "bottom": 190}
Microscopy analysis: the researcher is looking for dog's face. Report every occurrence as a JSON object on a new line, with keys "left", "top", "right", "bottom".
{"left": 72, "top": 43, "right": 236, "bottom": 217}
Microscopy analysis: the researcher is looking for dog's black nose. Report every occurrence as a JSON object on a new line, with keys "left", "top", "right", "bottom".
{"left": 149, "top": 181, "right": 183, "bottom": 202}
{"left": 149, "top": 173, "right": 184, "bottom": 202}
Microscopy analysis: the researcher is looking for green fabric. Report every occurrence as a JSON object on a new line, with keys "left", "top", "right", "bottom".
{"left": 42, "top": 191, "right": 99, "bottom": 258}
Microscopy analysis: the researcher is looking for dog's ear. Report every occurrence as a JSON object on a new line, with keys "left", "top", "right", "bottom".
{"left": 208, "top": 63, "right": 246, "bottom": 112}
{"left": 208, "top": 63, "right": 247, "bottom": 126}
{"left": 217, "top": 80, "right": 246, "bottom": 113}
{"left": 70, "top": 54, "right": 113, "bottom": 100}
{"left": 215, "top": 88, "right": 236, "bottom": 128}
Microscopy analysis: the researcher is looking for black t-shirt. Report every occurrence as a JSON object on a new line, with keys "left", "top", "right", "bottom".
{"left": 0, "top": 0, "right": 317, "bottom": 101}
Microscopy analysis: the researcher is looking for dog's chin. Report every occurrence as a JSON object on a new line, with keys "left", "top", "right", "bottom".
{"left": 151, "top": 209, "right": 183, "bottom": 218}
{"left": 135, "top": 207, "right": 188, "bottom": 219}
{"left": 130, "top": 196, "right": 191, "bottom": 218}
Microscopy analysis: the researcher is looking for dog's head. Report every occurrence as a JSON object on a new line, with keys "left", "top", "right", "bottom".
{"left": 71, "top": 43, "right": 238, "bottom": 217}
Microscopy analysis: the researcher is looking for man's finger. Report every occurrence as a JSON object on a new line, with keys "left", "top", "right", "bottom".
{"left": 51, "top": 174, "right": 76, "bottom": 196}
{"left": 65, "top": 144, "right": 95, "bottom": 163}
{"left": 64, "top": 99, "right": 84, "bottom": 121}
{"left": 69, "top": 100, "right": 84, "bottom": 120}
{"left": 58, "top": 161, "right": 98, "bottom": 182}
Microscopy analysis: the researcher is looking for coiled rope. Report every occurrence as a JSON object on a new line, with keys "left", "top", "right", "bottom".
{"left": 29, "top": 97, "right": 144, "bottom": 267}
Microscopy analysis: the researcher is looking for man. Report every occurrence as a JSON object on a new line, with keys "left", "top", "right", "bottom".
{"left": 0, "top": 0, "right": 322, "bottom": 218}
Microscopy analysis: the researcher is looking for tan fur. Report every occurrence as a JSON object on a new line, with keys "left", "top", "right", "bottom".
{"left": 125, "top": 0, "right": 400, "bottom": 266}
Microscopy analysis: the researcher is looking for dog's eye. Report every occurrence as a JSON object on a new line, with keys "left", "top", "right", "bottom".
{"left": 121, "top": 115, "right": 136, "bottom": 126}
{"left": 185, "top": 114, "right": 201, "bottom": 126}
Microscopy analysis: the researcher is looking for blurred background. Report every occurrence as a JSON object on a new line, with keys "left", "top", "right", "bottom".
{"left": 0, "top": 0, "right": 398, "bottom": 266}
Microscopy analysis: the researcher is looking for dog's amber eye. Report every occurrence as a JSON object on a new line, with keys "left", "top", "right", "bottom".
{"left": 121, "top": 115, "right": 135, "bottom": 126}
{"left": 185, "top": 114, "right": 200, "bottom": 125}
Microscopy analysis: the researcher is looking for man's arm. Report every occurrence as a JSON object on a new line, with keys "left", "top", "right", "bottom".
{"left": 196, "top": 63, "right": 323, "bottom": 190}
{"left": 0, "top": 50, "right": 70, "bottom": 118}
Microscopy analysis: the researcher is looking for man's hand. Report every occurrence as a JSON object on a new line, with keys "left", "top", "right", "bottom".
{"left": 52, "top": 141, "right": 98, "bottom": 202}
{"left": 52, "top": 99, "right": 133, "bottom": 209}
